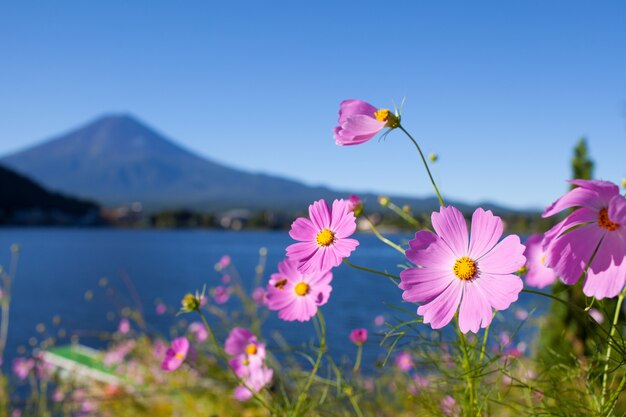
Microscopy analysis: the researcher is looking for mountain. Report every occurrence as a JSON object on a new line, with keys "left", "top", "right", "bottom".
{"left": 0, "top": 114, "right": 518, "bottom": 214}
{"left": 0, "top": 164, "right": 100, "bottom": 225}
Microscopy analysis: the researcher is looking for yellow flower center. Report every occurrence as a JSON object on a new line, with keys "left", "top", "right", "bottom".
{"left": 274, "top": 278, "right": 287, "bottom": 290}
{"left": 540, "top": 254, "right": 546, "bottom": 265}
{"left": 175, "top": 353, "right": 185, "bottom": 360}
{"left": 316, "top": 228, "right": 335, "bottom": 247}
{"left": 245, "top": 343, "right": 258, "bottom": 355}
{"left": 598, "top": 208, "right": 619, "bottom": 231}
{"left": 453, "top": 257, "right": 477, "bottom": 280}
{"left": 374, "top": 108, "right": 390, "bottom": 122}
{"left": 294, "top": 282, "right": 310, "bottom": 296}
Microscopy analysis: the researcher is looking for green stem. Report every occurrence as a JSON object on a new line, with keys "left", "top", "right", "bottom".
{"left": 398, "top": 125, "right": 445, "bottom": 207}
{"left": 365, "top": 215, "right": 405, "bottom": 254}
{"left": 342, "top": 259, "right": 400, "bottom": 281}
{"left": 604, "top": 373, "right": 626, "bottom": 416}
{"left": 353, "top": 345, "right": 363, "bottom": 373}
{"left": 601, "top": 291, "right": 625, "bottom": 409}
{"left": 479, "top": 321, "right": 491, "bottom": 363}
{"left": 456, "top": 322, "right": 478, "bottom": 416}
{"left": 293, "top": 311, "right": 326, "bottom": 417}
{"left": 387, "top": 201, "right": 421, "bottom": 227}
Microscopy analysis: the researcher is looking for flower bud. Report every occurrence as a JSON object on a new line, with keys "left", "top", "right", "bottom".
{"left": 378, "top": 196, "right": 390, "bottom": 207}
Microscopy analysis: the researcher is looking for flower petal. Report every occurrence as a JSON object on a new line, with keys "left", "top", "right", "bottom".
{"left": 431, "top": 206, "right": 469, "bottom": 256}
{"left": 477, "top": 273, "right": 523, "bottom": 311}
{"left": 338, "top": 100, "right": 378, "bottom": 124}
{"left": 289, "top": 218, "right": 317, "bottom": 241}
{"left": 477, "top": 235, "right": 526, "bottom": 275}
{"left": 458, "top": 281, "right": 493, "bottom": 333}
{"left": 468, "top": 208, "right": 503, "bottom": 259}
{"left": 309, "top": 199, "right": 331, "bottom": 230}
{"left": 399, "top": 267, "right": 456, "bottom": 303}
{"left": 417, "top": 279, "right": 463, "bottom": 329}
{"left": 405, "top": 231, "right": 456, "bottom": 270}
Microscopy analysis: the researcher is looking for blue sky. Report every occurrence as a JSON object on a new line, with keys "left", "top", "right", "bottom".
{"left": 1, "top": 1, "right": 625, "bottom": 209}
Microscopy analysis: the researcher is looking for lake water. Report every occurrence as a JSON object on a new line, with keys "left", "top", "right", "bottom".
{"left": 0, "top": 228, "right": 545, "bottom": 371}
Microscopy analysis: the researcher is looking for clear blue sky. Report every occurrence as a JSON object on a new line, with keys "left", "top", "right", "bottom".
{"left": 1, "top": 1, "right": 625, "bottom": 209}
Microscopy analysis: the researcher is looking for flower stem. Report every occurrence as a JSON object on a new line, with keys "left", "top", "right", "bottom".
{"left": 386, "top": 201, "right": 421, "bottom": 227}
{"left": 365, "top": 215, "right": 405, "bottom": 254}
{"left": 353, "top": 345, "right": 363, "bottom": 373}
{"left": 398, "top": 125, "right": 445, "bottom": 207}
{"left": 342, "top": 259, "right": 400, "bottom": 281}
{"left": 293, "top": 311, "right": 326, "bottom": 417}
{"left": 601, "top": 290, "right": 625, "bottom": 409}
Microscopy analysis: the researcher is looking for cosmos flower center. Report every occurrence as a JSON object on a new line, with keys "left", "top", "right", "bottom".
{"left": 316, "top": 228, "right": 335, "bottom": 247}
{"left": 175, "top": 353, "right": 185, "bottom": 360}
{"left": 540, "top": 254, "right": 546, "bottom": 265}
{"left": 598, "top": 208, "right": 619, "bottom": 231}
{"left": 274, "top": 278, "right": 287, "bottom": 290}
{"left": 453, "top": 257, "right": 478, "bottom": 280}
{"left": 294, "top": 282, "right": 310, "bottom": 296}
{"left": 374, "top": 109, "right": 390, "bottom": 122}
{"left": 245, "top": 343, "right": 258, "bottom": 355}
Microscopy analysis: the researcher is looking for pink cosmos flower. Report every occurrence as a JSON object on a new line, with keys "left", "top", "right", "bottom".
{"left": 440, "top": 395, "right": 460, "bottom": 417}
{"left": 399, "top": 206, "right": 526, "bottom": 333}
{"left": 188, "top": 322, "right": 209, "bottom": 342}
{"left": 374, "top": 315, "right": 385, "bottom": 326}
{"left": 395, "top": 351, "right": 413, "bottom": 372}
{"left": 155, "top": 303, "right": 167, "bottom": 315}
{"left": 216, "top": 255, "right": 231, "bottom": 270}
{"left": 542, "top": 180, "right": 626, "bottom": 298}
{"left": 233, "top": 366, "right": 273, "bottom": 401}
{"left": 118, "top": 318, "right": 130, "bottom": 334}
{"left": 589, "top": 308, "right": 604, "bottom": 324}
{"left": 333, "top": 100, "right": 397, "bottom": 146}
{"left": 251, "top": 287, "right": 267, "bottom": 306}
{"left": 161, "top": 337, "right": 189, "bottom": 372}
{"left": 347, "top": 194, "right": 363, "bottom": 216}
{"left": 225, "top": 327, "right": 266, "bottom": 375}
{"left": 266, "top": 259, "right": 333, "bottom": 322}
{"left": 523, "top": 234, "right": 557, "bottom": 289}
{"left": 212, "top": 286, "right": 231, "bottom": 304}
{"left": 286, "top": 199, "right": 359, "bottom": 274}
{"left": 349, "top": 328, "right": 368, "bottom": 346}
{"left": 12, "top": 358, "right": 34, "bottom": 380}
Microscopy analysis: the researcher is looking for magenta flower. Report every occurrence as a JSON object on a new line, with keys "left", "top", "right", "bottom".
{"left": 188, "top": 322, "right": 209, "bottom": 342}
{"left": 400, "top": 206, "right": 526, "bottom": 333}
{"left": 286, "top": 199, "right": 359, "bottom": 274}
{"left": 216, "top": 255, "right": 231, "bottom": 270}
{"left": 233, "top": 366, "right": 273, "bottom": 401}
{"left": 118, "top": 318, "right": 130, "bottom": 334}
{"left": 161, "top": 337, "right": 189, "bottom": 372}
{"left": 12, "top": 358, "right": 34, "bottom": 380}
{"left": 333, "top": 99, "right": 398, "bottom": 146}
{"left": 542, "top": 180, "right": 626, "bottom": 298}
{"left": 440, "top": 395, "right": 460, "bottom": 417}
{"left": 212, "top": 286, "right": 231, "bottom": 304}
{"left": 394, "top": 351, "right": 413, "bottom": 372}
{"left": 347, "top": 194, "right": 363, "bottom": 216}
{"left": 349, "top": 328, "right": 368, "bottom": 346}
{"left": 225, "top": 327, "right": 266, "bottom": 375}
{"left": 266, "top": 259, "right": 333, "bottom": 322}
{"left": 155, "top": 303, "right": 167, "bottom": 315}
{"left": 523, "top": 234, "right": 557, "bottom": 289}
{"left": 251, "top": 287, "right": 267, "bottom": 306}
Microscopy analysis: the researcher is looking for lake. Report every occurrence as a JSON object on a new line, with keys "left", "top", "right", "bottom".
{"left": 0, "top": 228, "right": 545, "bottom": 371}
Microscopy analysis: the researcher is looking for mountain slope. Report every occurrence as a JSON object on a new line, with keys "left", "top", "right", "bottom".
{"left": 0, "top": 164, "right": 99, "bottom": 224}
{"left": 0, "top": 114, "right": 518, "bottom": 214}
{"left": 2, "top": 115, "right": 347, "bottom": 210}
